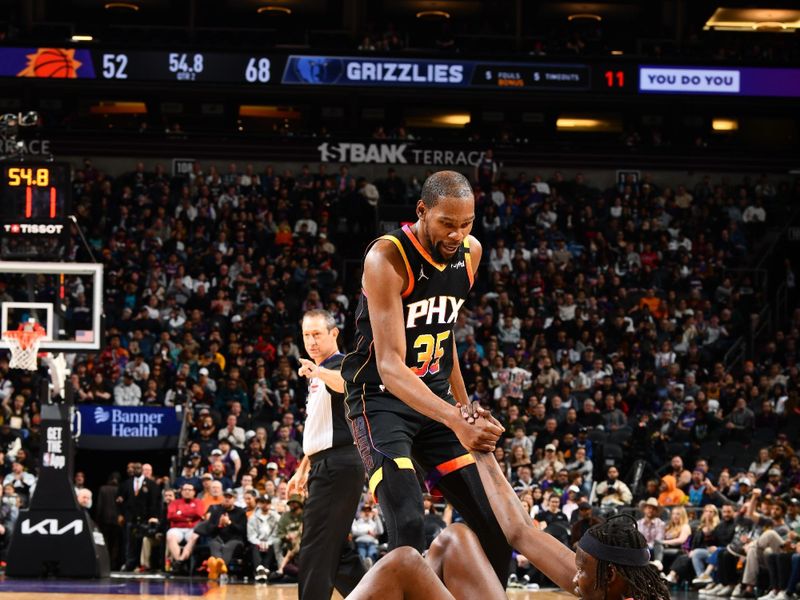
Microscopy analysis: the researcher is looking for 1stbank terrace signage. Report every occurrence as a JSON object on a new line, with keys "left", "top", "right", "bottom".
{"left": 318, "top": 142, "right": 486, "bottom": 167}
{"left": 77, "top": 404, "right": 181, "bottom": 450}
{"left": 1, "top": 135, "right": 52, "bottom": 156}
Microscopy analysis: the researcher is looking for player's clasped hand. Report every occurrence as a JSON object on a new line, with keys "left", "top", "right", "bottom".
{"left": 452, "top": 402, "right": 504, "bottom": 452}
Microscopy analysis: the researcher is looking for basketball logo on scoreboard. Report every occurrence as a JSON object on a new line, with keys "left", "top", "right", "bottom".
{"left": 17, "top": 48, "right": 82, "bottom": 78}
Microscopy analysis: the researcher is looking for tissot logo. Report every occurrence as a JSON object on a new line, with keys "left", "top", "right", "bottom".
{"left": 4, "top": 223, "right": 64, "bottom": 235}
{"left": 21, "top": 518, "right": 84, "bottom": 536}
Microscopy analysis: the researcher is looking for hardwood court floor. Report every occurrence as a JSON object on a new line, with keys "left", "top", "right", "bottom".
{"left": 0, "top": 577, "right": 573, "bottom": 600}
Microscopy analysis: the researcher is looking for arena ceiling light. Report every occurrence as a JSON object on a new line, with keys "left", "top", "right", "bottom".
{"left": 257, "top": 5, "right": 292, "bottom": 15}
{"left": 416, "top": 10, "right": 451, "bottom": 19}
{"left": 70, "top": 35, "right": 94, "bottom": 42}
{"left": 405, "top": 112, "right": 470, "bottom": 128}
{"left": 556, "top": 116, "right": 620, "bottom": 132}
{"left": 89, "top": 101, "right": 147, "bottom": 115}
{"left": 104, "top": 2, "right": 140, "bottom": 11}
{"left": 239, "top": 105, "right": 300, "bottom": 119}
{"left": 433, "top": 114, "right": 470, "bottom": 126}
{"left": 567, "top": 13, "right": 602, "bottom": 22}
{"left": 712, "top": 118, "right": 739, "bottom": 132}
{"left": 704, "top": 8, "right": 800, "bottom": 32}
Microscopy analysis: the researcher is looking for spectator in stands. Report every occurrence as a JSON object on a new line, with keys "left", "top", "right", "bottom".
{"left": 749, "top": 447, "right": 775, "bottom": 481}
{"left": 532, "top": 444, "right": 563, "bottom": 479}
{"left": 658, "top": 475, "right": 688, "bottom": 507}
{"left": 740, "top": 500, "right": 790, "bottom": 597}
{"left": 636, "top": 497, "right": 665, "bottom": 560}
{"left": 564, "top": 446, "right": 593, "bottom": 488}
{"left": 174, "top": 457, "right": 202, "bottom": 493}
{"left": 202, "top": 479, "right": 224, "bottom": 509}
{"left": 272, "top": 493, "right": 304, "bottom": 582}
{"left": 595, "top": 466, "right": 632, "bottom": 507}
{"left": 248, "top": 494, "right": 281, "bottom": 583}
{"left": 218, "top": 414, "right": 246, "bottom": 449}
{"left": 0, "top": 484, "right": 17, "bottom": 561}
{"left": 165, "top": 482, "right": 204, "bottom": 571}
{"left": 197, "top": 488, "right": 247, "bottom": 581}
{"left": 96, "top": 471, "right": 122, "bottom": 569}
{"left": 652, "top": 506, "right": 691, "bottom": 572}
{"left": 664, "top": 504, "right": 721, "bottom": 584}
{"left": 351, "top": 504, "right": 384, "bottom": 563}
{"left": 2, "top": 460, "right": 36, "bottom": 500}
{"left": 116, "top": 462, "right": 160, "bottom": 571}
{"left": 569, "top": 501, "right": 603, "bottom": 550}
{"left": 269, "top": 442, "right": 299, "bottom": 480}
{"left": 140, "top": 487, "right": 174, "bottom": 572}
{"left": 722, "top": 397, "right": 756, "bottom": 443}
{"left": 114, "top": 372, "right": 142, "bottom": 406}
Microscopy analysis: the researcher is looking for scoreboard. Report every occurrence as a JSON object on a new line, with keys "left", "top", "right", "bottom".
{"left": 0, "top": 47, "right": 277, "bottom": 85}
{"left": 0, "top": 162, "right": 70, "bottom": 259}
{"left": 2, "top": 47, "right": 799, "bottom": 97}
{"left": 0, "top": 47, "right": 636, "bottom": 93}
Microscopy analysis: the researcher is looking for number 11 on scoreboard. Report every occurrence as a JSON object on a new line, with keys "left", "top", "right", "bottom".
{"left": 24, "top": 186, "right": 58, "bottom": 219}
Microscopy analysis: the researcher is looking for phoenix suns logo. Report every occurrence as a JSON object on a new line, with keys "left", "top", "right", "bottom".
{"left": 17, "top": 48, "right": 82, "bottom": 78}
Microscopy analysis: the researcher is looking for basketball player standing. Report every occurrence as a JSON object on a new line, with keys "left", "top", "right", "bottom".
{"left": 341, "top": 170, "right": 511, "bottom": 583}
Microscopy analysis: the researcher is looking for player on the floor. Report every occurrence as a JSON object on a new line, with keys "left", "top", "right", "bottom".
{"left": 289, "top": 309, "right": 367, "bottom": 599}
{"left": 341, "top": 170, "right": 510, "bottom": 583}
{"left": 346, "top": 447, "right": 671, "bottom": 600}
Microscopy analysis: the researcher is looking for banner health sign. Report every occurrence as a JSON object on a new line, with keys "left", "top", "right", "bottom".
{"left": 318, "top": 142, "right": 486, "bottom": 167}
{"left": 78, "top": 405, "right": 181, "bottom": 450}
{"left": 639, "top": 66, "right": 800, "bottom": 97}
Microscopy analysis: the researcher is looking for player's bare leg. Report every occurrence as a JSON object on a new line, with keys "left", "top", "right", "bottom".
{"left": 347, "top": 524, "right": 505, "bottom": 600}
{"left": 426, "top": 523, "right": 506, "bottom": 600}
{"left": 346, "top": 546, "right": 455, "bottom": 600}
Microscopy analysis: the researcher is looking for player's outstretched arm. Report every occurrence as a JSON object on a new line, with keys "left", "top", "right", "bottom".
{"left": 364, "top": 241, "right": 501, "bottom": 452}
{"left": 472, "top": 451, "right": 577, "bottom": 593}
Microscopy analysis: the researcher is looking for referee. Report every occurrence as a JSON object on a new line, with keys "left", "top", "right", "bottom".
{"left": 290, "top": 309, "right": 367, "bottom": 599}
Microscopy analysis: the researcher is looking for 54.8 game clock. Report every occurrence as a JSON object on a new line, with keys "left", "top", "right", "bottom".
{"left": 1, "top": 162, "right": 70, "bottom": 223}
{"left": 1, "top": 162, "right": 71, "bottom": 259}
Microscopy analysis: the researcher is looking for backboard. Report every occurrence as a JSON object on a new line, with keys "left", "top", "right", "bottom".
{"left": 0, "top": 261, "right": 103, "bottom": 352}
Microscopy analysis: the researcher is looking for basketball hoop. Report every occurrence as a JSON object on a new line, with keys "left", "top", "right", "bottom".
{"left": 2, "top": 322, "right": 46, "bottom": 370}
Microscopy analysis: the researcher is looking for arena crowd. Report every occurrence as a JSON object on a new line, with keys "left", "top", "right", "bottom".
{"left": 0, "top": 157, "right": 797, "bottom": 596}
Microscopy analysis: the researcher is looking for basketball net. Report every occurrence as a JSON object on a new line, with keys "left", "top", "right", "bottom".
{"left": 3, "top": 321, "right": 47, "bottom": 371}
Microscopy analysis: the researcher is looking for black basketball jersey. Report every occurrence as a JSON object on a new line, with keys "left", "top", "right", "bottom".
{"left": 341, "top": 224, "right": 474, "bottom": 397}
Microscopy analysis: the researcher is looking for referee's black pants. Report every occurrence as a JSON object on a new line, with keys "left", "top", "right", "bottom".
{"left": 298, "top": 446, "right": 367, "bottom": 600}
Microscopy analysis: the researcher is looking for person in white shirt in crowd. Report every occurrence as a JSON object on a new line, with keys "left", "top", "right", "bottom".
{"left": 533, "top": 445, "right": 565, "bottom": 480}
{"left": 124, "top": 354, "right": 150, "bottom": 385}
{"left": 489, "top": 238, "right": 513, "bottom": 273}
{"left": 596, "top": 466, "right": 633, "bottom": 507}
{"left": 352, "top": 504, "right": 385, "bottom": 565}
{"left": 235, "top": 474, "right": 256, "bottom": 508}
{"left": 248, "top": 495, "right": 282, "bottom": 583}
{"left": 218, "top": 414, "right": 246, "bottom": 449}
{"left": 113, "top": 372, "right": 142, "bottom": 406}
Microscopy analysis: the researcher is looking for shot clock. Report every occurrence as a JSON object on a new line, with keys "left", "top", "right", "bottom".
{"left": 1, "top": 162, "right": 70, "bottom": 259}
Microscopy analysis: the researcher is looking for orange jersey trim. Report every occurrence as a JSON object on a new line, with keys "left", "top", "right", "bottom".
{"left": 401, "top": 224, "right": 447, "bottom": 272}
{"left": 379, "top": 235, "right": 415, "bottom": 298}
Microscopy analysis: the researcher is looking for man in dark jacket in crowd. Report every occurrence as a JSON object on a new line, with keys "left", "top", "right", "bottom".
{"left": 196, "top": 488, "right": 247, "bottom": 581}
{"left": 116, "top": 462, "right": 160, "bottom": 571}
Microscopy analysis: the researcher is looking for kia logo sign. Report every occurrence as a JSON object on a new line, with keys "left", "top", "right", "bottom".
{"left": 21, "top": 518, "right": 84, "bottom": 536}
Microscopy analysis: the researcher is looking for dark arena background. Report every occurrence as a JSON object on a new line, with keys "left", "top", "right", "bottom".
{"left": 0, "top": 1, "right": 799, "bottom": 599}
